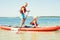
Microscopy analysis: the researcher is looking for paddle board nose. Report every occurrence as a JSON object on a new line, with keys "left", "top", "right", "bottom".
{"left": 57, "top": 26, "right": 60, "bottom": 29}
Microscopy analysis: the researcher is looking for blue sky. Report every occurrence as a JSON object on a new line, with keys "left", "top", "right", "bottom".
{"left": 0, "top": 0, "right": 60, "bottom": 17}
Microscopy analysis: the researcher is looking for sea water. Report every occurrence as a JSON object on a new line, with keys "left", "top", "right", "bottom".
{"left": 0, "top": 16, "right": 60, "bottom": 27}
{"left": 0, "top": 16, "right": 60, "bottom": 40}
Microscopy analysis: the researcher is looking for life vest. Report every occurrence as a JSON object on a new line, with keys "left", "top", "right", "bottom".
{"left": 20, "top": 6, "right": 26, "bottom": 13}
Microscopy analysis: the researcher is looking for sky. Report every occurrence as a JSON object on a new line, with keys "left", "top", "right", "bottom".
{"left": 0, "top": 0, "right": 60, "bottom": 17}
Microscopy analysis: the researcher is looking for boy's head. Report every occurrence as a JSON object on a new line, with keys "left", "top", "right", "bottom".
{"left": 24, "top": 2, "right": 28, "bottom": 7}
{"left": 33, "top": 16, "right": 37, "bottom": 20}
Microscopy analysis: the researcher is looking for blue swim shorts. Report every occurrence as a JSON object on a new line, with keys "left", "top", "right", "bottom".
{"left": 20, "top": 13, "right": 26, "bottom": 19}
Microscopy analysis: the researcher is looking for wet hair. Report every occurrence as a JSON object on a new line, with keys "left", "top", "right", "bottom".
{"left": 24, "top": 2, "right": 28, "bottom": 7}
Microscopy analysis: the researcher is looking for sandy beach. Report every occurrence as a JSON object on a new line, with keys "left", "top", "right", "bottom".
{"left": 0, "top": 29, "right": 60, "bottom": 40}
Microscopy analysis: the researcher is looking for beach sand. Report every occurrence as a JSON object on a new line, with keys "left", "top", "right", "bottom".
{"left": 0, "top": 30, "right": 60, "bottom": 40}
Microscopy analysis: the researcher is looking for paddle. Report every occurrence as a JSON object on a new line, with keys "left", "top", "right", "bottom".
{"left": 25, "top": 11, "right": 30, "bottom": 20}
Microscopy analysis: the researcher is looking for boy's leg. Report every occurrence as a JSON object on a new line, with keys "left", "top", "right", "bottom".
{"left": 20, "top": 14, "right": 26, "bottom": 27}
{"left": 20, "top": 19, "right": 23, "bottom": 27}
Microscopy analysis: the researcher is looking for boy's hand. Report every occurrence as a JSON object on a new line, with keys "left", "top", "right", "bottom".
{"left": 27, "top": 10, "right": 30, "bottom": 12}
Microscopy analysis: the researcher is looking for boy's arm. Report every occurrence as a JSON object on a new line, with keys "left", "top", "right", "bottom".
{"left": 26, "top": 10, "right": 30, "bottom": 12}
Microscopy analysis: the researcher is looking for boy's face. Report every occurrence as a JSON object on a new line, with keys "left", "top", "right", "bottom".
{"left": 24, "top": 3, "right": 28, "bottom": 7}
